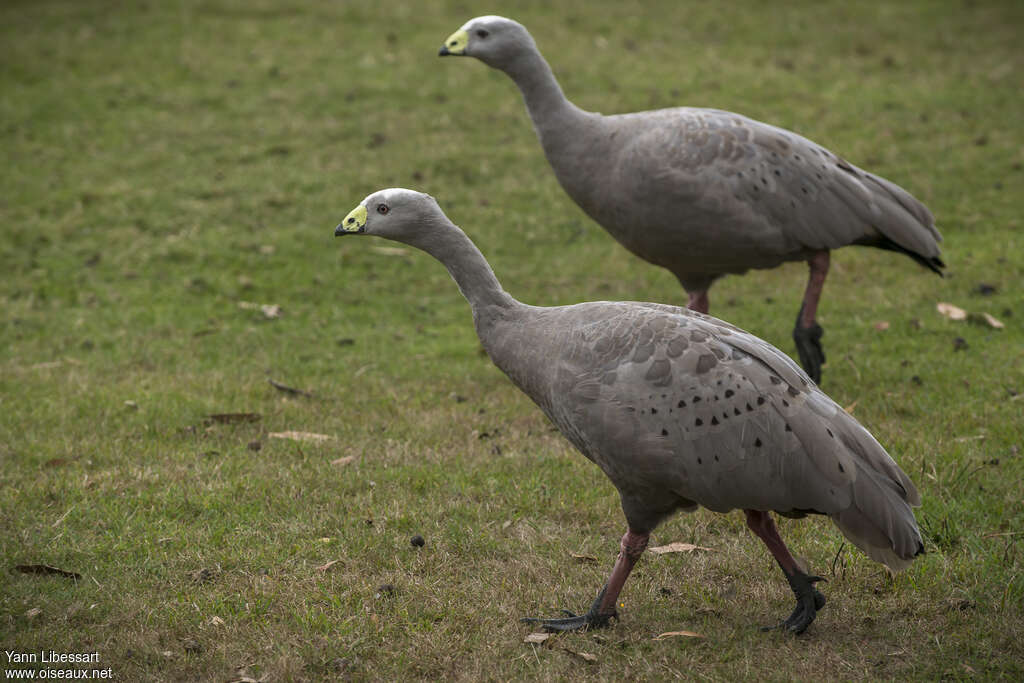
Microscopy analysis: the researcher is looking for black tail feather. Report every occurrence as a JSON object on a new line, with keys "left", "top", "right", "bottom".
{"left": 859, "top": 235, "right": 945, "bottom": 276}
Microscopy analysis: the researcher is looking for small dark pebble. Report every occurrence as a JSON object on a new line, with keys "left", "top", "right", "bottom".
{"left": 953, "top": 337, "right": 969, "bottom": 352}
{"left": 376, "top": 583, "right": 397, "bottom": 599}
{"left": 183, "top": 639, "right": 202, "bottom": 655}
{"left": 336, "top": 337, "right": 356, "bottom": 346}
{"left": 659, "top": 587, "right": 673, "bottom": 596}
{"left": 248, "top": 440, "right": 262, "bottom": 452}
{"left": 410, "top": 534, "right": 425, "bottom": 548}
{"left": 974, "top": 283, "right": 997, "bottom": 296}
{"left": 911, "top": 375, "right": 922, "bottom": 386}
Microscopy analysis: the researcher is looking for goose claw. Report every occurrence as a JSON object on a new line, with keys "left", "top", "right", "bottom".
{"left": 521, "top": 587, "right": 616, "bottom": 632}
{"left": 793, "top": 320, "right": 825, "bottom": 384}
{"left": 762, "top": 571, "right": 827, "bottom": 635}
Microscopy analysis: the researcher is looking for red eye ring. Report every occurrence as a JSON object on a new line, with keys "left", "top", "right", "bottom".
{"left": 376, "top": 204, "right": 389, "bottom": 214}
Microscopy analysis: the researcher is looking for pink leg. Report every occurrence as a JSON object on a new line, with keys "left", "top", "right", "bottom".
{"left": 687, "top": 290, "right": 709, "bottom": 314}
{"left": 597, "top": 529, "right": 650, "bottom": 614}
{"left": 792, "top": 251, "right": 831, "bottom": 383}
{"left": 523, "top": 528, "right": 649, "bottom": 631}
{"left": 744, "top": 510, "right": 826, "bottom": 634}
{"left": 744, "top": 510, "right": 801, "bottom": 573}
{"left": 799, "top": 251, "right": 831, "bottom": 328}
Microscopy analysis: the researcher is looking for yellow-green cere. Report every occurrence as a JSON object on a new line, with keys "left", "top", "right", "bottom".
{"left": 443, "top": 29, "right": 468, "bottom": 55}
{"left": 340, "top": 204, "right": 367, "bottom": 233}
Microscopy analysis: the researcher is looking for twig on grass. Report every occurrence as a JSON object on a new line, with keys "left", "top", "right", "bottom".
{"left": 268, "top": 378, "right": 315, "bottom": 398}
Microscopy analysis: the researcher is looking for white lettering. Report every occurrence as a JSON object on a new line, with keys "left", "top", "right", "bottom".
{"left": 5, "top": 652, "right": 37, "bottom": 664}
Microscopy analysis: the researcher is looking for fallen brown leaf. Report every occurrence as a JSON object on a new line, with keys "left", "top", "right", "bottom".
{"left": 25, "top": 607, "right": 42, "bottom": 619}
{"left": 653, "top": 630, "right": 705, "bottom": 640}
{"left": 269, "top": 431, "right": 332, "bottom": 443}
{"left": 15, "top": 564, "right": 81, "bottom": 580}
{"left": 569, "top": 552, "right": 599, "bottom": 564}
{"left": 208, "top": 616, "right": 226, "bottom": 626}
{"left": 268, "top": 378, "right": 314, "bottom": 398}
{"left": 968, "top": 312, "right": 1005, "bottom": 329}
{"left": 953, "top": 434, "right": 985, "bottom": 442}
{"left": 238, "top": 301, "right": 282, "bottom": 319}
{"left": 524, "top": 632, "right": 551, "bottom": 645}
{"left": 316, "top": 559, "right": 341, "bottom": 573}
{"left": 937, "top": 302, "right": 967, "bottom": 320}
{"left": 205, "top": 412, "right": 261, "bottom": 424}
{"left": 872, "top": 321, "right": 890, "bottom": 331}
{"left": 331, "top": 456, "right": 355, "bottom": 466}
{"left": 562, "top": 647, "right": 597, "bottom": 663}
{"left": 648, "top": 542, "right": 714, "bottom": 555}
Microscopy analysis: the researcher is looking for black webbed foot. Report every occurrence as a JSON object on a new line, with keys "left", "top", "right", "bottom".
{"left": 521, "top": 586, "right": 616, "bottom": 632}
{"left": 762, "top": 571, "right": 826, "bottom": 635}
{"left": 793, "top": 306, "right": 825, "bottom": 384}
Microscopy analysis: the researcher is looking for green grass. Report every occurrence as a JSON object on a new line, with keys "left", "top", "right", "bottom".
{"left": 2, "top": 0, "right": 1022, "bottom": 680}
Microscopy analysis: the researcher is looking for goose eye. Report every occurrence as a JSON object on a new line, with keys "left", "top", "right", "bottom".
{"left": 376, "top": 204, "right": 389, "bottom": 215}
{"left": 475, "top": 29, "right": 489, "bottom": 39}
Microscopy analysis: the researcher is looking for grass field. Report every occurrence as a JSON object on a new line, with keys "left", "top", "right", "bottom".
{"left": 2, "top": 0, "right": 1022, "bottom": 680}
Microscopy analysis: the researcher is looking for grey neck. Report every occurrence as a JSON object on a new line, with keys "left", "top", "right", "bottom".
{"left": 504, "top": 49, "right": 590, "bottom": 142}
{"left": 412, "top": 218, "right": 517, "bottom": 326}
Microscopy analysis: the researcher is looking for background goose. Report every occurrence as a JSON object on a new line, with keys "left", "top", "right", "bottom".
{"left": 335, "top": 188, "right": 924, "bottom": 634}
{"left": 439, "top": 16, "right": 945, "bottom": 384}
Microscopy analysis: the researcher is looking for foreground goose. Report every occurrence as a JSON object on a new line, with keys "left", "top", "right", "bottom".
{"left": 335, "top": 188, "right": 923, "bottom": 634}
{"left": 439, "top": 16, "right": 944, "bottom": 383}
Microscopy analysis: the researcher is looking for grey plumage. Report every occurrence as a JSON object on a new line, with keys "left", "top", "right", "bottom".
{"left": 440, "top": 16, "right": 944, "bottom": 383}
{"left": 336, "top": 189, "right": 924, "bottom": 632}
